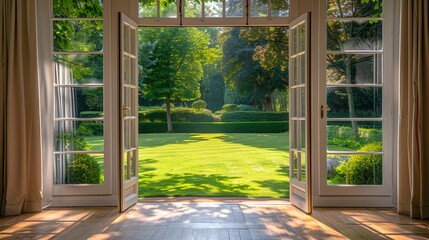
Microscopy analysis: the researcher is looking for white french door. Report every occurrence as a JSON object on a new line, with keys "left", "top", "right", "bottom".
{"left": 119, "top": 13, "right": 139, "bottom": 212}
{"left": 289, "top": 13, "right": 311, "bottom": 213}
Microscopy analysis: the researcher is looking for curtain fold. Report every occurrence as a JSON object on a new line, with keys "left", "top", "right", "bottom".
{"left": 398, "top": 0, "right": 429, "bottom": 219}
{"left": 1, "top": 0, "right": 42, "bottom": 215}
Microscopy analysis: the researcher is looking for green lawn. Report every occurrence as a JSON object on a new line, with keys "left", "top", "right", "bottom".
{"left": 139, "top": 133, "right": 289, "bottom": 198}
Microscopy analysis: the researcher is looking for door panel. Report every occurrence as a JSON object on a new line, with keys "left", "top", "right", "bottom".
{"left": 119, "top": 13, "right": 139, "bottom": 212}
{"left": 289, "top": 12, "right": 311, "bottom": 213}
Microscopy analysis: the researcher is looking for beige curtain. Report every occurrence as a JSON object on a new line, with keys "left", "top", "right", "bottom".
{"left": 0, "top": 1, "right": 42, "bottom": 215}
{"left": 398, "top": 0, "right": 429, "bottom": 219}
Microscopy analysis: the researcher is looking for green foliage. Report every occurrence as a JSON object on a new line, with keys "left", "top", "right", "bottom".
{"left": 192, "top": 100, "right": 207, "bottom": 111}
{"left": 139, "top": 108, "right": 219, "bottom": 122}
{"left": 221, "top": 111, "right": 288, "bottom": 122}
{"left": 76, "top": 122, "right": 103, "bottom": 136}
{"left": 220, "top": 27, "right": 288, "bottom": 110}
{"left": 57, "top": 130, "right": 102, "bottom": 184}
{"left": 79, "top": 111, "right": 103, "bottom": 118}
{"left": 139, "top": 27, "right": 218, "bottom": 102}
{"left": 66, "top": 154, "right": 102, "bottom": 184}
{"left": 327, "top": 125, "right": 382, "bottom": 149}
{"left": 161, "top": 103, "right": 175, "bottom": 108}
{"left": 335, "top": 143, "right": 383, "bottom": 185}
{"left": 237, "top": 104, "right": 260, "bottom": 111}
{"left": 221, "top": 104, "right": 239, "bottom": 112}
{"left": 139, "top": 121, "right": 289, "bottom": 133}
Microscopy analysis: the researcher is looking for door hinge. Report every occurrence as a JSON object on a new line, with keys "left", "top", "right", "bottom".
{"left": 320, "top": 105, "right": 324, "bottom": 119}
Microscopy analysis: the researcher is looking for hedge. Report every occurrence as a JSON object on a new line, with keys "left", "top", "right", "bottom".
{"left": 220, "top": 111, "right": 288, "bottom": 122}
{"left": 80, "top": 111, "right": 103, "bottom": 118}
{"left": 139, "top": 121, "right": 289, "bottom": 133}
{"left": 139, "top": 108, "right": 219, "bottom": 122}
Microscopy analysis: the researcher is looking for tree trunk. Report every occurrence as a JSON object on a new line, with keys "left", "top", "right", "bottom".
{"left": 165, "top": 97, "right": 173, "bottom": 133}
{"left": 344, "top": 57, "right": 359, "bottom": 140}
{"left": 264, "top": 91, "right": 274, "bottom": 112}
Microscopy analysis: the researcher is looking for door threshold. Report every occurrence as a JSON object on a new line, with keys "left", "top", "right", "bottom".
{"left": 138, "top": 197, "right": 290, "bottom": 204}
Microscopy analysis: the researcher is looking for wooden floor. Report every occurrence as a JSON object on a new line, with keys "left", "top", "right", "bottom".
{"left": 1, "top": 198, "right": 428, "bottom": 240}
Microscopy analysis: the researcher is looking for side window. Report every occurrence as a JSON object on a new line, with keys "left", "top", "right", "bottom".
{"left": 52, "top": 0, "right": 105, "bottom": 185}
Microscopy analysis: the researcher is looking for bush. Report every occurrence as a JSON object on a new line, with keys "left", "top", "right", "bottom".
{"left": 327, "top": 125, "right": 382, "bottom": 149}
{"left": 139, "top": 108, "right": 218, "bottom": 122}
{"left": 237, "top": 104, "right": 260, "bottom": 111}
{"left": 76, "top": 122, "right": 103, "bottom": 136}
{"left": 79, "top": 111, "right": 103, "bottom": 118}
{"left": 220, "top": 111, "right": 288, "bottom": 122}
{"left": 161, "top": 102, "right": 175, "bottom": 108}
{"left": 66, "top": 154, "right": 102, "bottom": 184}
{"left": 335, "top": 143, "right": 383, "bottom": 185}
{"left": 192, "top": 100, "right": 207, "bottom": 111}
{"left": 221, "top": 104, "right": 238, "bottom": 112}
{"left": 139, "top": 121, "right": 288, "bottom": 133}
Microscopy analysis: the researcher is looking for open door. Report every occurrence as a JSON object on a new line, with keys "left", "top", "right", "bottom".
{"left": 119, "top": 13, "right": 139, "bottom": 212}
{"left": 289, "top": 12, "right": 311, "bottom": 213}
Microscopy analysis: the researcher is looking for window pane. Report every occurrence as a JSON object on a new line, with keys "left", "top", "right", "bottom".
{"left": 326, "top": 87, "right": 382, "bottom": 118}
{"left": 55, "top": 121, "right": 104, "bottom": 151}
{"left": 53, "top": 20, "right": 103, "bottom": 52}
{"left": 327, "top": 153, "right": 382, "bottom": 185}
{"left": 139, "top": 0, "right": 157, "bottom": 17}
{"left": 327, "top": 0, "right": 383, "bottom": 18}
{"left": 226, "top": 0, "right": 244, "bottom": 17}
{"left": 271, "top": 0, "right": 289, "bottom": 17}
{"left": 53, "top": 0, "right": 103, "bottom": 18}
{"left": 160, "top": 0, "right": 177, "bottom": 17}
{"left": 300, "top": 152, "right": 306, "bottom": 182}
{"left": 185, "top": 0, "right": 202, "bottom": 17}
{"left": 292, "top": 151, "right": 298, "bottom": 179}
{"left": 205, "top": 0, "right": 223, "bottom": 17}
{"left": 54, "top": 54, "right": 103, "bottom": 84}
{"left": 55, "top": 87, "right": 104, "bottom": 118}
{"left": 327, "top": 20, "right": 382, "bottom": 51}
{"left": 327, "top": 121, "right": 382, "bottom": 151}
{"left": 327, "top": 54, "right": 382, "bottom": 85}
{"left": 250, "top": 0, "right": 268, "bottom": 17}
{"left": 55, "top": 153, "right": 104, "bottom": 184}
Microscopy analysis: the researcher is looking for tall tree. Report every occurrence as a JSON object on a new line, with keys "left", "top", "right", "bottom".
{"left": 139, "top": 27, "right": 218, "bottom": 132}
{"left": 220, "top": 27, "right": 288, "bottom": 111}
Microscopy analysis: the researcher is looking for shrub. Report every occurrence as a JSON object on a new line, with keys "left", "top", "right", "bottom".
{"left": 192, "top": 100, "right": 207, "bottom": 111}
{"left": 327, "top": 125, "right": 382, "bottom": 149}
{"left": 221, "top": 104, "right": 238, "bottom": 112}
{"left": 139, "top": 108, "right": 218, "bottom": 122}
{"left": 57, "top": 131, "right": 102, "bottom": 184}
{"left": 139, "top": 121, "right": 288, "bottom": 133}
{"left": 79, "top": 111, "right": 103, "bottom": 118}
{"left": 66, "top": 154, "right": 102, "bottom": 184}
{"left": 76, "top": 122, "right": 103, "bottom": 136}
{"left": 220, "top": 111, "right": 288, "bottom": 122}
{"left": 237, "top": 104, "right": 260, "bottom": 111}
{"left": 161, "top": 102, "right": 175, "bottom": 108}
{"left": 336, "top": 143, "right": 383, "bottom": 185}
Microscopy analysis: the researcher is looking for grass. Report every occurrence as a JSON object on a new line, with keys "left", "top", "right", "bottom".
{"left": 139, "top": 133, "right": 289, "bottom": 198}
{"left": 86, "top": 133, "right": 290, "bottom": 198}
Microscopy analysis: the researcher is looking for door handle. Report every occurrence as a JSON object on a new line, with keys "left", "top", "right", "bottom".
{"left": 321, "top": 105, "right": 324, "bottom": 119}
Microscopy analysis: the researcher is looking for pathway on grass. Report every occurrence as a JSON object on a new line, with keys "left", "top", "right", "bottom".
{"left": 139, "top": 133, "right": 289, "bottom": 198}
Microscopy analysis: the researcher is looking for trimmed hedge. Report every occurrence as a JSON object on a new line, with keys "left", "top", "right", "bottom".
{"left": 139, "top": 108, "right": 219, "bottom": 122}
{"left": 80, "top": 111, "right": 103, "bottom": 118}
{"left": 220, "top": 111, "right": 288, "bottom": 122}
{"left": 139, "top": 121, "right": 288, "bottom": 133}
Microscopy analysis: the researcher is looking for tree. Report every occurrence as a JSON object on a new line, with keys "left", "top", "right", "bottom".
{"left": 139, "top": 27, "right": 218, "bottom": 132}
{"left": 220, "top": 27, "right": 288, "bottom": 111}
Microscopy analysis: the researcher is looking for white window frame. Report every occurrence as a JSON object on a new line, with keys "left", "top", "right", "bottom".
{"left": 40, "top": 0, "right": 114, "bottom": 200}
{"left": 315, "top": 0, "right": 396, "bottom": 206}
{"left": 137, "top": 0, "right": 298, "bottom": 26}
